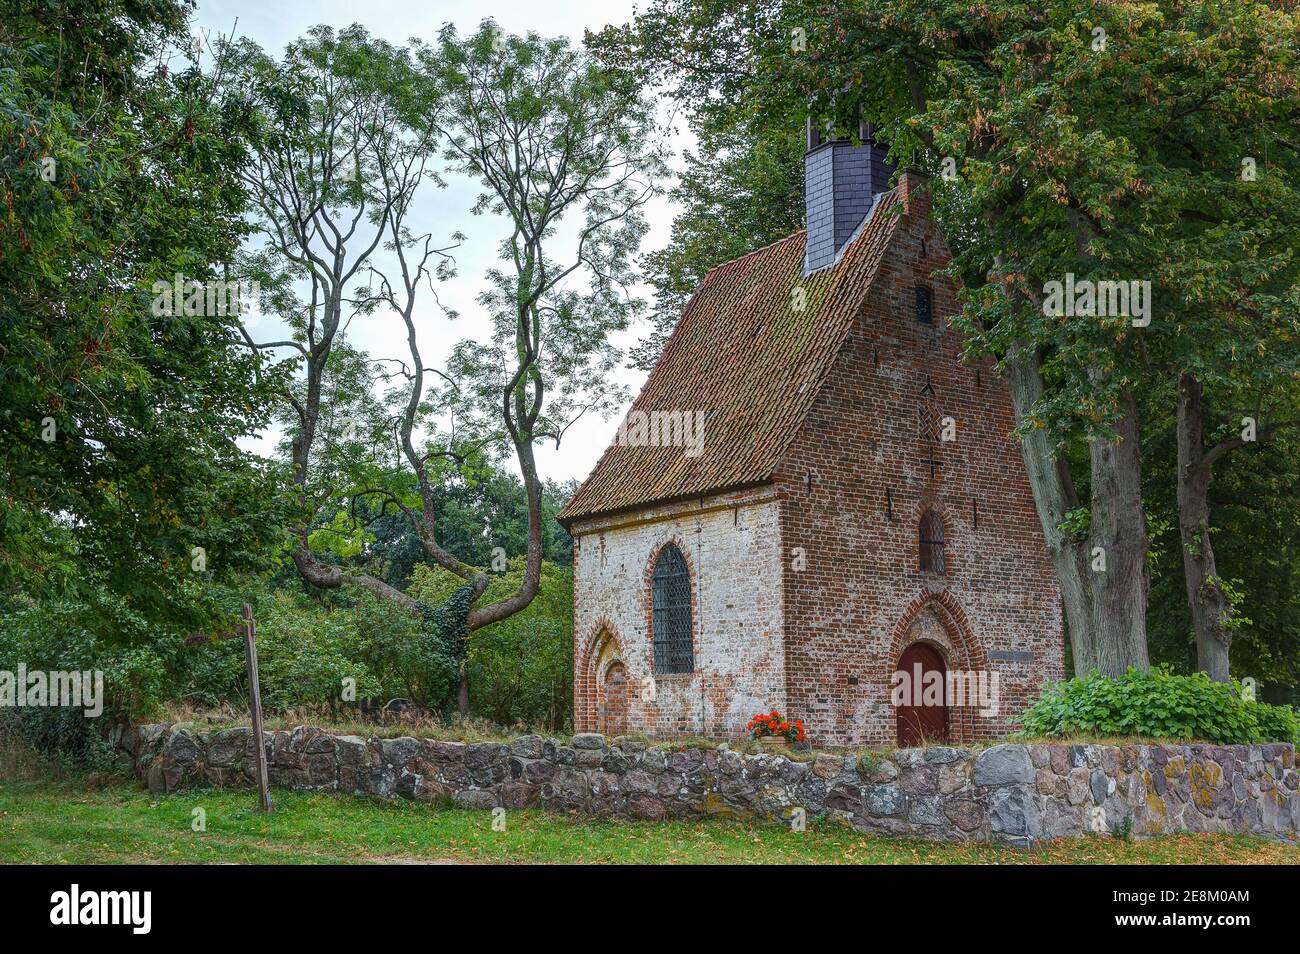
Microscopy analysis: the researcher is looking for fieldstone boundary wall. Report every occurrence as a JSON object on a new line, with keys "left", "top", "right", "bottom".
{"left": 114, "top": 724, "right": 1299, "bottom": 846}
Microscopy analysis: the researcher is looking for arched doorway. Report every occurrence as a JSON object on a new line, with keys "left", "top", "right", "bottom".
{"left": 578, "top": 623, "right": 626, "bottom": 733}
{"left": 599, "top": 661, "right": 629, "bottom": 737}
{"left": 896, "top": 642, "right": 948, "bottom": 746}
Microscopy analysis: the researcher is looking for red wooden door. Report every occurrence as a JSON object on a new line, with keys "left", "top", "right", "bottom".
{"left": 600, "top": 662, "right": 629, "bottom": 737}
{"left": 896, "top": 643, "right": 948, "bottom": 746}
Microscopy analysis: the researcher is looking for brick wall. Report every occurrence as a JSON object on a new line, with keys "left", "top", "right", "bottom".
{"left": 776, "top": 175, "right": 1065, "bottom": 746}
{"left": 567, "top": 176, "right": 1063, "bottom": 747}
{"left": 569, "top": 486, "right": 787, "bottom": 737}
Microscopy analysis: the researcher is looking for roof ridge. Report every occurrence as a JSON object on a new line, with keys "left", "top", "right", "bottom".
{"left": 702, "top": 228, "right": 807, "bottom": 281}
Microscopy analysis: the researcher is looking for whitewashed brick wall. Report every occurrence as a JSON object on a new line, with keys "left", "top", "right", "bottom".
{"left": 571, "top": 489, "right": 786, "bottom": 737}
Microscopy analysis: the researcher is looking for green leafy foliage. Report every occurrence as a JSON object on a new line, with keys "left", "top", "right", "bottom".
{"left": 359, "top": 463, "right": 576, "bottom": 590}
{"left": 1017, "top": 668, "right": 1300, "bottom": 744}
{"left": 0, "top": 0, "right": 290, "bottom": 632}
{"left": 181, "top": 588, "right": 458, "bottom": 715}
{"left": 0, "top": 588, "right": 176, "bottom": 719}
{"left": 409, "top": 560, "right": 573, "bottom": 729}
{"left": 0, "top": 708, "right": 121, "bottom": 774}
{"left": 2, "top": 566, "right": 573, "bottom": 727}
{"left": 1057, "top": 507, "right": 1091, "bottom": 541}
{"left": 231, "top": 594, "right": 383, "bottom": 714}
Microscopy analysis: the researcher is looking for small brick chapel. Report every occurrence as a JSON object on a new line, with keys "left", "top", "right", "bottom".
{"left": 557, "top": 122, "right": 1064, "bottom": 747}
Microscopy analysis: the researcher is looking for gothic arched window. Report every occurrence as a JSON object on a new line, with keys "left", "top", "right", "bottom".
{"left": 651, "top": 544, "right": 694, "bottom": 674}
{"left": 919, "top": 510, "right": 946, "bottom": 573}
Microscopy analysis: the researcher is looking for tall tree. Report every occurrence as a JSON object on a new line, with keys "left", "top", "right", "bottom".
{"left": 224, "top": 26, "right": 471, "bottom": 615}
{"left": 589, "top": 4, "right": 805, "bottom": 369}
{"left": 0, "top": 0, "right": 286, "bottom": 630}
{"left": 402, "top": 20, "right": 662, "bottom": 628}
{"left": 1135, "top": 10, "right": 1300, "bottom": 678}
{"left": 226, "top": 22, "right": 661, "bottom": 706}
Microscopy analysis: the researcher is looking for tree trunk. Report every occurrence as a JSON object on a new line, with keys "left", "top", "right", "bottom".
{"left": 1176, "top": 374, "right": 1232, "bottom": 681}
{"left": 456, "top": 665, "right": 470, "bottom": 716}
{"left": 1004, "top": 342, "right": 1096, "bottom": 672}
{"left": 1003, "top": 342, "right": 1149, "bottom": 676}
{"left": 1087, "top": 388, "right": 1150, "bottom": 676}
{"left": 290, "top": 538, "right": 419, "bottom": 611}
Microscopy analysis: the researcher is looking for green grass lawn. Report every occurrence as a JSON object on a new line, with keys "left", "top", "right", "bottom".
{"left": 1, "top": 781, "right": 1297, "bottom": 864}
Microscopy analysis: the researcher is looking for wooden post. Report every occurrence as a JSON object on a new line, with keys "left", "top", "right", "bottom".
{"left": 242, "top": 603, "right": 272, "bottom": 813}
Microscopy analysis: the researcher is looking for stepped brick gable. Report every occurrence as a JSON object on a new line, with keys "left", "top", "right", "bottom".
{"left": 559, "top": 155, "right": 1064, "bottom": 745}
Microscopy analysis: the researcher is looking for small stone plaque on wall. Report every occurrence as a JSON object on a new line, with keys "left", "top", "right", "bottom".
{"left": 987, "top": 650, "right": 1035, "bottom": 663}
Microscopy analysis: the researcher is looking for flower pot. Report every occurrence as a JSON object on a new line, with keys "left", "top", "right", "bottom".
{"left": 757, "top": 737, "right": 791, "bottom": 751}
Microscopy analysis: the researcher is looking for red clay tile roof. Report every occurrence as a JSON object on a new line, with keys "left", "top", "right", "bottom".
{"left": 557, "top": 188, "right": 905, "bottom": 525}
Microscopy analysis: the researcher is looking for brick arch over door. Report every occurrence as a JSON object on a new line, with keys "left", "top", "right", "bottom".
{"left": 574, "top": 619, "right": 627, "bottom": 733}
{"left": 884, "top": 592, "right": 988, "bottom": 743}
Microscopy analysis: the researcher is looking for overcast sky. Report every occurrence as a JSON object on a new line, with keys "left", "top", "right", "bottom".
{"left": 194, "top": 0, "right": 687, "bottom": 484}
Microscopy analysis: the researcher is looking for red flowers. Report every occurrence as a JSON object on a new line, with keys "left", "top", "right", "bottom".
{"left": 745, "top": 709, "right": 806, "bottom": 743}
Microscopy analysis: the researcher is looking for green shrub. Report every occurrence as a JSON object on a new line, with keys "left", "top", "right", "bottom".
{"left": 1017, "top": 667, "right": 1300, "bottom": 745}
{"left": 0, "top": 708, "right": 121, "bottom": 774}
{"left": 1252, "top": 699, "right": 1300, "bottom": 745}
{"left": 247, "top": 593, "right": 382, "bottom": 713}
{"left": 0, "top": 592, "right": 175, "bottom": 719}
{"left": 0, "top": 559, "right": 569, "bottom": 730}
{"left": 409, "top": 560, "right": 573, "bottom": 730}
